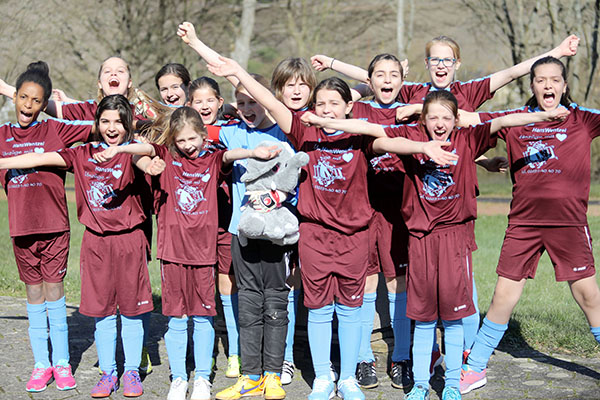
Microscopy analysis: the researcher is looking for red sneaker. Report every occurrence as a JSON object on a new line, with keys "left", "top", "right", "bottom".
{"left": 122, "top": 370, "right": 144, "bottom": 397}
{"left": 26, "top": 363, "right": 54, "bottom": 392}
{"left": 91, "top": 371, "right": 119, "bottom": 398}
{"left": 53, "top": 361, "right": 77, "bottom": 390}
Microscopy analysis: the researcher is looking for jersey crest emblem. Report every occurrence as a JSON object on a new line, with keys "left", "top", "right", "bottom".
{"left": 175, "top": 183, "right": 205, "bottom": 212}
{"left": 313, "top": 157, "right": 345, "bottom": 187}
{"left": 420, "top": 161, "right": 455, "bottom": 197}
{"left": 523, "top": 140, "right": 557, "bottom": 169}
{"left": 87, "top": 181, "right": 116, "bottom": 207}
{"left": 7, "top": 168, "right": 35, "bottom": 184}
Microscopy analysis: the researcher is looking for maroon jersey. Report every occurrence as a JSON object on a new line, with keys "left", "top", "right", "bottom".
{"left": 399, "top": 77, "right": 493, "bottom": 111}
{"left": 0, "top": 119, "right": 91, "bottom": 236}
{"left": 289, "top": 113, "right": 374, "bottom": 234}
{"left": 152, "top": 144, "right": 227, "bottom": 265}
{"left": 385, "top": 123, "right": 495, "bottom": 237}
{"left": 61, "top": 100, "right": 145, "bottom": 121}
{"left": 205, "top": 122, "right": 234, "bottom": 232}
{"left": 57, "top": 142, "right": 146, "bottom": 233}
{"left": 489, "top": 104, "right": 600, "bottom": 226}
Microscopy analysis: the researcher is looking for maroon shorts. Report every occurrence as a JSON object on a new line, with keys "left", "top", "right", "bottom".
{"left": 367, "top": 211, "right": 409, "bottom": 278}
{"left": 497, "top": 225, "right": 596, "bottom": 282}
{"left": 79, "top": 228, "right": 153, "bottom": 318}
{"left": 299, "top": 222, "right": 369, "bottom": 309}
{"left": 161, "top": 260, "right": 216, "bottom": 317}
{"left": 216, "top": 229, "right": 233, "bottom": 275}
{"left": 406, "top": 223, "right": 475, "bottom": 321}
{"left": 13, "top": 231, "right": 70, "bottom": 285}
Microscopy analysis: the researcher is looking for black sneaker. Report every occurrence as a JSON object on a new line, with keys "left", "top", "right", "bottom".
{"left": 356, "top": 361, "right": 379, "bottom": 389}
{"left": 390, "top": 360, "right": 414, "bottom": 389}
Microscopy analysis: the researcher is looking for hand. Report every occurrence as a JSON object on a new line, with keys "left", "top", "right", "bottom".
{"left": 177, "top": 21, "right": 198, "bottom": 45}
{"left": 207, "top": 56, "right": 240, "bottom": 77}
{"left": 478, "top": 156, "right": 508, "bottom": 173}
{"left": 400, "top": 58, "right": 409, "bottom": 79}
{"left": 145, "top": 156, "right": 166, "bottom": 176}
{"left": 546, "top": 107, "right": 570, "bottom": 121}
{"left": 134, "top": 133, "right": 150, "bottom": 144}
{"left": 423, "top": 141, "right": 459, "bottom": 166}
{"left": 300, "top": 111, "right": 321, "bottom": 127}
{"left": 252, "top": 145, "right": 282, "bottom": 160}
{"left": 93, "top": 147, "right": 120, "bottom": 163}
{"left": 52, "top": 89, "right": 73, "bottom": 102}
{"left": 310, "top": 55, "right": 333, "bottom": 71}
{"left": 556, "top": 34, "right": 580, "bottom": 57}
{"left": 395, "top": 104, "right": 422, "bottom": 122}
{"left": 0, "top": 78, "right": 16, "bottom": 98}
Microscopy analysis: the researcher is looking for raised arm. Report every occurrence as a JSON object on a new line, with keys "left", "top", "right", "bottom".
{"left": 92, "top": 142, "right": 156, "bottom": 164}
{"left": 489, "top": 35, "right": 579, "bottom": 92}
{"left": 300, "top": 111, "right": 386, "bottom": 137}
{"left": 207, "top": 56, "right": 294, "bottom": 133}
{"left": 311, "top": 55, "right": 369, "bottom": 83}
{"left": 490, "top": 107, "right": 570, "bottom": 133}
{"left": 223, "top": 145, "right": 282, "bottom": 165}
{"left": 373, "top": 137, "right": 458, "bottom": 166}
{"left": 0, "top": 152, "right": 67, "bottom": 169}
{"left": 0, "top": 78, "right": 15, "bottom": 99}
{"left": 178, "top": 22, "right": 240, "bottom": 88}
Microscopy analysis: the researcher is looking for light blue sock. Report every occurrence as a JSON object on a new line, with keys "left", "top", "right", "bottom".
{"left": 46, "top": 296, "right": 69, "bottom": 365}
{"left": 413, "top": 320, "right": 436, "bottom": 388}
{"left": 193, "top": 316, "right": 215, "bottom": 380}
{"left": 220, "top": 293, "right": 239, "bottom": 357}
{"left": 95, "top": 315, "right": 117, "bottom": 374}
{"left": 442, "top": 319, "right": 463, "bottom": 389}
{"left": 388, "top": 291, "right": 410, "bottom": 362}
{"left": 308, "top": 304, "right": 334, "bottom": 380}
{"left": 141, "top": 312, "right": 151, "bottom": 349}
{"left": 468, "top": 317, "right": 508, "bottom": 372}
{"left": 357, "top": 292, "right": 376, "bottom": 363}
{"left": 284, "top": 289, "right": 300, "bottom": 363}
{"left": 121, "top": 314, "right": 145, "bottom": 372}
{"left": 248, "top": 374, "right": 261, "bottom": 381}
{"left": 165, "top": 316, "right": 188, "bottom": 381}
{"left": 336, "top": 303, "right": 361, "bottom": 381}
{"left": 590, "top": 326, "right": 600, "bottom": 345}
{"left": 27, "top": 301, "right": 50, "bottom": 368}
{"left": 462, "top": 277, "right": 480, "bottom": 351}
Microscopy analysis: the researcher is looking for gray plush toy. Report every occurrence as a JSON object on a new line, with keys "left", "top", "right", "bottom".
{"left": 237, "top": 140, "right": 309, "bottom": 246}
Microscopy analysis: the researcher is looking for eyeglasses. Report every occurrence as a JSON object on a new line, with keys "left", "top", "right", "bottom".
{"left": 427, "top": 57, "right": 457, "bottom": 67}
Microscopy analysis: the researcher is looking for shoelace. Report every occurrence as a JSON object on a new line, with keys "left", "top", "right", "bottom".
{"left": 338, "top": 378, "right": 361, "bottom": 393}
{"left": 194, "top": 378, "right": 211, "bottom": 391}
{"left": 312, "top": 378, "right": 332, "bottom": 391}
{"left": 172, "top": 379, "right": 186, "bottom": 389}
{"left": 96, "top": 374, "right": 115, "bottom": 389}
{"left": 31, "top": 368, "right": 48, "bottom": 379}
{"left": 443, "top": 387, "right": 461, "bottom": 400}
{"left": 54, "top": 365, "right": 71, "bottom": 377}
{"left": 124, "top": 371, "right": 141, "bottom": 386}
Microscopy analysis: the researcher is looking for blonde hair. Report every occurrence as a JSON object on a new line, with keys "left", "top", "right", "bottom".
{"left": 271, "top": 58, "right": 317, "bottom": 106}
{"left": 235, "top": 73, "right": 271, "bottom": 96}
{"left": 161, "top": 107, "right": 207, "bottom": 158}
{"left": 425, "top": 36, "right": 461, "bottom": 60}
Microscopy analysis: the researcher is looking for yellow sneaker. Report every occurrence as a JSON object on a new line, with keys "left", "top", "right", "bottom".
{"left": 226, "top": 355, "right": 241, "bottom": 378}
{"left": 263, "top": 373, "right": 285, "bottom": 400}
{"left": 215, "top": 375, "right": 264, "bottom": 400}
{"left": 140, "top": 346, "right": 153, "bottom": 375}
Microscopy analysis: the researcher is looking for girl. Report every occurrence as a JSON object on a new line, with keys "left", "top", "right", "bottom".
{"left": 460, "top": 57, "right": 600, "bottom": 394}
{"left": 155, "top": 63, "right": 191, "bottom": 107}
{"left": 0, "top": 61, "right": 92, "bottom": 393}
{"left": 299, "top": 89, "right": 567, "bottom": 400}
{"left": 0, "top": 94, "right": 162, "bottom": 398}
{"left": 93, "top": 106, "right": 281, "bottom": 400}
{"left": 207, "top": 56, "right": 459, "bottom": 400}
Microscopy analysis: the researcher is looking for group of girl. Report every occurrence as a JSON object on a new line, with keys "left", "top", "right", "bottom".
{"left": 1, "top": 19, "right": 600, "bottom": 400}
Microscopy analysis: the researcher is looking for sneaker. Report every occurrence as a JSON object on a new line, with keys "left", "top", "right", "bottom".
{"left": 191, "top": 376, "right": 212, "bottom": 400}
{"left": 280, "top": 360, "right": 295, "bottom": 385}
{"left": 329, "top": 362, "right": 339, "bottom": 382}
{"left": 26, "top": 362, "right": 54, "bottom": 392}
{"left": 390, "top": 360, "right": 413, "bottom": 389}
{"left": 459, "top": 365, "right": 486, "bottom": 394}
{"left": 429, "top": 349, "right": 443, "bottom": 377}
{"left": 263, "top": 372, "right": 285, "bottom": 400}
{"left": 337, "top": 377, "right": 365, "bottom": 400}
{"left": 168, "top": 377, "right": 189, "bottom": 400}
{"left": 462, "top": 350, "right": 470, "bottom": 365}
{"left": 442, "top": 386, "right": 462, "bottom": 400}
{"left": 226, "top": 355, "right": 241, "bottom": 378}
{"left": 122, "top": 370, "right": 143, "bottom": 397}
{"left": 308, "top": 377, "right": 335, "bottom": 400}
{"left": 404, "top": 385, "right": 429, "bottom": 400}
{"left": 140, "top": 346, "right": 153, "bottom": 375}
{"left": 53, "top": 360, "right": 77, "bottom": 390}
{"left": 91, "top": 371, "right": 119, "bottom": 398}
{"left": 215, "top": 375, "right": 264, "bottom": 400}
{"left": 356, "top": 361, "right": 378, "bottom": 389}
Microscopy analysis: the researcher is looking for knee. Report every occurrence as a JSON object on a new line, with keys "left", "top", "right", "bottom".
{"left": 238, "top": 293, "right": 262, "bottom": 328}
{"left": 264, "top": 303, "right": 288, "bottom": 327}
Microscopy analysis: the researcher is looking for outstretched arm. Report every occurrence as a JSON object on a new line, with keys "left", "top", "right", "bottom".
{"left": 0, "top": 152, "right": 67, "bottom": 169}
{"left": 490, "top": 107, "right": 570, "bottom": 133}
{"left": 489, "top": 35, "right": 579, "bottom": 92}
{"left": 311, "top": 55, "right": 369, "bottom": 82}
{"left": 223, "top": 145, "right": 282, "bottom": 164}
{"left": 374, "top": 137, "right": 459, "bottom": 166}
{"left": 300, "top": 111, "right": 386, "bottom": 137}
{"left": 178, "top": 21, "right": 240, "bottom": 88}
{"left": 134, "top": 155, "right": 166, "bottom": 175}
{"left": 92, "top": 143, "right": 156, "bottom": 164}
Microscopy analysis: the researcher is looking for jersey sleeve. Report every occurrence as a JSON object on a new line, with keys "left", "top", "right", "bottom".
{"left": 455, "top": 77, "right": 494, "bottom": 110}
{"left": 288, "top": 113, "right": 305, "bottom": 149}
{"left": 61, "top": 100, "right": 96, "bottom": 121}
{"left": 50, "top": 118, "right": 93, "bottom": 147}
{"left": 56, "top": 146, "right": 78, "bottom": 172}
{"left": 384, "top": 124, "right": 410, "bottom": 139}
{"left": 465, "top": 123, "right": 496, "bottom": 159}
{"left": 397, "top": 82, "right": 423, "bottom": 104}
{"left": 577, "top": 105, "right": 600, "bottom": 139}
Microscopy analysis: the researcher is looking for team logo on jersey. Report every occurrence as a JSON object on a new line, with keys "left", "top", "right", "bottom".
{"left": 523, "top": 140, "right": 557, "bottom": 169}
{"left": 313, "top": 157, "right": 345, "bottom": 187}
{"left": 420, "top": 161, "right": 455, "bottom": 198}
{"left": 87, "top": 181, "right": 117, "bottom": 207}
{"left": 175, "top": 183, "right": 205, "bottom": 212}
{"left": 7, "top": 168, "right": 35, "bottom": 184}
{"left": 370, "top": 152, "right": 392, "bottom": 168}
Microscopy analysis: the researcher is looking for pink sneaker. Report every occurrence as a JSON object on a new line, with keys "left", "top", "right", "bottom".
{"left": 429, "top": 349, "right": 443, "bottom": 377}
{"left": 26, "top": 362, "right": 54, "bottom": 392}
{"left": 122, "top": 370, "right": 143, "bottom": 397}
{"left": 459, "top": 365, "right": 487, "bottom": 394}
{"left": 91, "top": 371, "right": 119, "bottom": 398}
{"left": 54, "top": 361, "right": 77, "bottom": 390}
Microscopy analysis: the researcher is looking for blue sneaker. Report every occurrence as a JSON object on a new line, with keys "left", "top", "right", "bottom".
{"left": 308, "top": 377, "right": 335, "bottom": 400}
{"left": 442, "top": 386, "right": 462, "bottom": 400}
{"left": 404, "top": 385, "right": 429, "bottom": 400}
{"left": 337, "top": 377, "right": 365, "bottom": 400}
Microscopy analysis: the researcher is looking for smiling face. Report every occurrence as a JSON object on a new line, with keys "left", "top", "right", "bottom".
{"left": 98, "top": 109, "right": 127, "bottom": 146}
{"left": 423, "top": 101, "right": 457, "bottom": 142}
{"left": 314, "top": 88, "right": 353, "bottom": 133}
{"left": 158, "top": 74, "right": 186, "bottom": 106}
{"left": 531, "top": 63, "right": 567, "bottom": 111}
{"left": 174, "top": 124, "right": 204, "bottom": 159}
{"left": 281, "top": 76, "right": 311, "bottom": 110}
{"left": 426, "top": 43, "right": 460, "bottom": 89}
{"left": 13, "top": 81, "right": 47, "bottom": 128}
{"left": 235, "top": 88, "right": 271, "bottom": 129}
{"left": 368, "top": 59, "right": 403, "bottom": 105}
{"left": 98, "top": 57, "right": 132, "bottom": 97}
{"left": 189, "top": 86, "right": 224, "bottom": 125}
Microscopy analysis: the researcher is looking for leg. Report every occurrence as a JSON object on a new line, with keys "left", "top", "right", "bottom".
{"left": 336, "top": 303, "right": 362, "bottom": 381}
{"left": 165, "top": 316, "right": 189, "bottom": 381}
{"left": 284, "top": 266, "right": 301, "bottom": 364}
{"left": 121, "top": 314, "right": 145, "bottom": 372}
{"left": 308, "top": 304, "right": 334, "bottom": 379}
{"left": 193, "top": 316, "right": 215, "bottom": 380}
{"left": 25, "top": 284, "right": 50, "bottom": 368}
{"left": 412, "top": 320, "right": 435, "bottom": 390}
{"left": 441, "top": 319, "right": 463, "bottom": 390}
{"left": 569, "top": 276, "right": 600, "bottom": 327}
{"left": 462, "top": 275, "right": 480, "bottom": 352}
{"left": 386, "top": 275, "right": 410, "bottom": 362}
{"left": 94, "top": 315, "right": 118, "bottom": 374}
{"left": 219, "top": 273, "right": 241, "bottom": 377}
{"left": 356, "top": 273, "right": 378, "bottom": 389}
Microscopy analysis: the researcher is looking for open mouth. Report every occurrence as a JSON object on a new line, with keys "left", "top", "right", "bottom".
{"left": 543, "top": 92, "right": 556, "bottom": 104}
{"left": 166, "top": 96, "right": 180, "bottom": 105}
{"left": 381, "top": 87, "right": 393, "bottom": 94}
{"left": 108, "top": 78, "right": 120, "bottom": 88}
{"left": 105, "top": 133, "right": 120, "bottom": 144}
{"left": 244, "top": 113, "right": 256, "bottom": 123}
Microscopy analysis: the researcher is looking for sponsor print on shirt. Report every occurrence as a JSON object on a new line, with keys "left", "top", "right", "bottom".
{"left": 523, "top": 140, "right": 558, "bottom": 169}
{"left": 85, "top": 163, "right": 123, "bottom": 210}
{"left": 173, "top": 166, "right": 211, "bottom": 215}
{"left": 313, "top": 153, "right": 348, "bottom": 189}
{"left": 7, "top": 168, "right": 38, "bottom": 186}
{"left": 517, "top": 127, "right": 565, "bottom": 175}
{"left": 419, "top": 159, "right": 456, "bottom": 199}
{"left": 369, "top": 152, "right": 393, "bottom": 170}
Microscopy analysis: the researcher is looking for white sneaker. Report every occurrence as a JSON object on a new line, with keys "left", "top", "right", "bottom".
{"left": 281, "top": 360, "right": 295, "bottom": 385}
{"left": 190, "top": 376, "right": 212, "bottom": 400}
{"left": 167, "top": 377, "right": 188, "bottom": 400}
